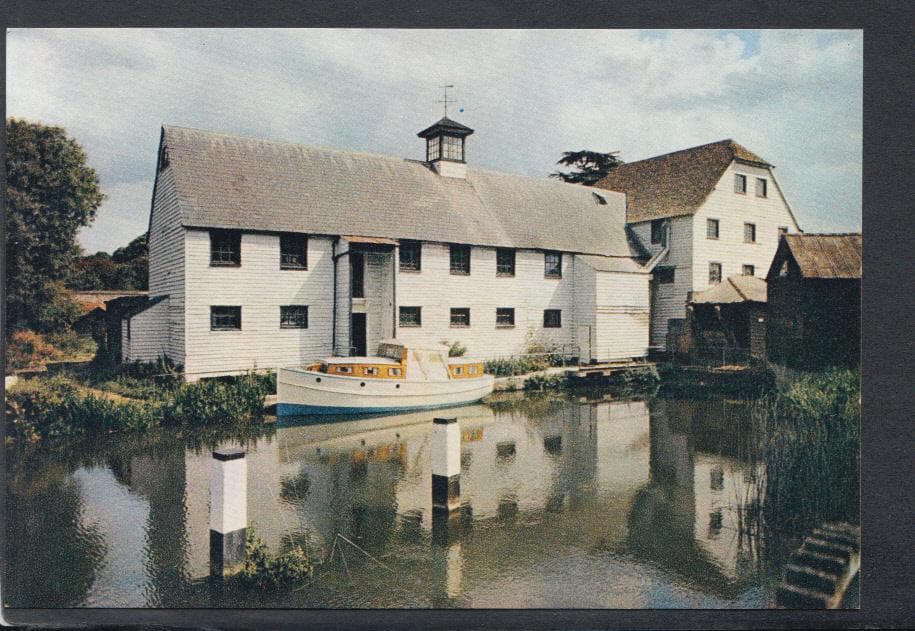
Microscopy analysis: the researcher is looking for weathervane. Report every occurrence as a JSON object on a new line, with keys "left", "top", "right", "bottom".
{"left": 437, "top": 84, "right": 455, "bottom": 117}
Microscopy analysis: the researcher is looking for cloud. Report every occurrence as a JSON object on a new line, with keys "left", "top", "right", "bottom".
{"left": 6, "top": 28, "right": 862, "bottom": 251}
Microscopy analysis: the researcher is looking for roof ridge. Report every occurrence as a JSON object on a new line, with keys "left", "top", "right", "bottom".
{"left": 728, "top": 276, "right": 749, "bottom": 301}
{"left": 787, "top": 232, "right": 862, "bottom": 237}
{"left": 608, "top": 138, "right": 736, "bottom": 169}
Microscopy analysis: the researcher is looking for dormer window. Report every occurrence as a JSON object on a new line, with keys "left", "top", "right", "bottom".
{"left": 427, "top": 136, "right": 440, "bottom": 161}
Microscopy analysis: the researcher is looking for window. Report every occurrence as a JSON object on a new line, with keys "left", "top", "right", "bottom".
{"left": 496, "top": 248, "right": 515, "bottom": 276}
{"left": 279, "top": 233, "right": 307, "bottom": 269}
{"left": 592, "top": 192, "right": 607, "bottom": 205}
{"left": 544, "top": 251, "right": 562, "bottom": 278}
{"left": 496, "top": 307, "right": 515, "bottom": 328}
{"left": 468, "top": 365, "right": 477, "bottom": 375}
{"left": 543, "top": 309, "right": 562, "bottom": 328}
{"left": 427, "top": 136, "right": 440, "bottom": 161}
{"left": 453, "top": 366, "right": 463, "bottom": 375}
{"left": 707, "top": 218, "right": 719, "bottom": 239}
{"left": 744, "top": 222, "right": 757, "bottom": 243}
{"left": 742, "top": 264, "right": 755, "bottom": 276}
{"left": 336, "top": 366, "right": 352, "bottom": 374}
{"left": 399, "top": 240, "right": 421, "bottom": 272}
{"left": 388, "top": 367, "right": 402, "bottom": 377}
{"left": 363, "top": 366, "right": 379, "bottom": 376}
{"left": 350, "top": 253, "right": 364, "bottom": 298}
{"left": 655, "top": 266, "right": 675, "bottom": 284}
{"left": 778, "top": 226, "right": 789, "bottom": 238}
{"left": 280, "top": 305, "right": 309, "bottom": 328}
{"left": 442, "top": 135, "right": 463, "bottom": 161}
{"left": 735, "top": 174, "right": 747, "bottom": 194}
{"left": 210, "top": 230, "right": 241, "bottom": 266}
{"left": 211, "top": 306, "right": 241, "bottom": 330}
{"left": 450, "top": 244, "right": 470, "bottom": 274}
{"left": 450, "top": 308, "right": 470, "bottom": 328}
{"left": 756, "top": 177, "right": 768, "bottom": 198}
{"left": 709, "top": 262, "right": 722, "bottom": 284}
{"left": 399, "top": 306, "right": 421, "bottom": 327}
{"left": 650, "top": 219, "right": 665, "bottom": 244}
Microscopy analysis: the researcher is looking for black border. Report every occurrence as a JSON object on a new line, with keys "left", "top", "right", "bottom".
{"left": 3, "top": 1, "right": 914, "bottom": 628}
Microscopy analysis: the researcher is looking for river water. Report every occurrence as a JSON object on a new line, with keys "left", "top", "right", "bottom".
{"left": 5, "top": 392, "right": 785, "bottom": 608}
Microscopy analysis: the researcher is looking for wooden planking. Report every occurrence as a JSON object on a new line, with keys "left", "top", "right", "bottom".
{"left": 183, "top": 231, "right": 336, "bottom": 378}
{"left": 393, "top": 243, "right": 577, "bottom": 359}
{"left": 691, "top": 162, "right": 800, "bottom": 292}
{"left": 148, "top": 168, "right": 186, "bottom": 365}
{"left": 593, "top": 270, "right": 650, "bottom": 360}
{"left": 125, "top": 299, "right": 170, "bottom": 362}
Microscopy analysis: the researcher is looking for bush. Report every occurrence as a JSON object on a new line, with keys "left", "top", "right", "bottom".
{"left": 485, "top": 356, "right": 551, "bottom": 377}
{"left": 6, "top": 376, "right": 159, "bottom": 442}
{"left": 446, "top": 341, "right": 467, "bottom": 357}
{"left": 239, "top": 524, "right": 313, "bottom": 590}
{"left": 87, "top": 356, "right": 183, "bottom": 400}
{"left": 524, "top": 373, "right": 567, "bottom": 391}
{"left": 161, "top": 372, "right": 266, "bottom": 427}
{"left": 619, "top": 365, "right": 661, "bottom": 388}
{"left": 5, "top": 330, "right": 63, "bottom": 372}
{"left": 45, "top": 330, "right": 96, "bottom": 358}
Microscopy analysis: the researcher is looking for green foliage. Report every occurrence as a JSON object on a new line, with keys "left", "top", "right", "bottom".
{"left": 744, "top": 368, "right": 860, "bottom": 536}
{"left": 485, "top": 356, "right": 551, "bottom": 377}
{"left": 239, "top": 524, "right": 313, "bottom": 590}
{"left": 524, "top": 373, "right": 567, "bottom": 391}
{"left": 619, "top": 365, "right": 661, "bottom": 388}
{"left": 550, "top": 149, "right": 625, "bottom": 185}
{"left": 33, "top": 281, "right": 85, "bottom": 334}
{"left": 5, "top": 118, "right": 105, "bottom": 335}
{"left": 6, "top": 376, "right": 159, "bottom": 442}
{"left": 6, "top": 369, "right": 269, "bottom": 443}
{"left": 87, "top": 356, "right": 183, "bottom": 400}
{"left": 70, "top": 233, "right": 148, "bottom": 291}
{"left": 446, "top": 341, "right": 467, "bottom": 357}
{"left": 161, "top": 372, "right": 267, "bottom": 427}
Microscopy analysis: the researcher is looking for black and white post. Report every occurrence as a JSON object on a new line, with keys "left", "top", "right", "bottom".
{"left": 210, "top": 447, "right": 247, "bottom": 579}
{"left": 431, "top": 417, "right": 461, "bottom": 513}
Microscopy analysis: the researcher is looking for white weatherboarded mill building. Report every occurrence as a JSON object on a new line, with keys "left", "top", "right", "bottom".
{"left": 125, "top": 116, "right": 651, "bottom": 378}
{"left": 595, "top": 140, "right": 801, "bottom": 350}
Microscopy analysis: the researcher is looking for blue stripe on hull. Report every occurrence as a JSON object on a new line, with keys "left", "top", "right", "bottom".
{"left": 277, "top": 399, "right": 483, "bottom": 417}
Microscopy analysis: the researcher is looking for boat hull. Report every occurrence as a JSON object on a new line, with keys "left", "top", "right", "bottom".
{"left": 277, "top": 367, "right": 494, "bottom": 416}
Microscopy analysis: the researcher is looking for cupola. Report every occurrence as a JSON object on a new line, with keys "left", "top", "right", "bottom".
{"left": 417, "top": 116, "right": 474, "bottom": 178}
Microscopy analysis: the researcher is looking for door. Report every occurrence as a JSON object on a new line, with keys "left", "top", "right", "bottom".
{"left": 351, "top": 313, "right": 367, "bottom": 357}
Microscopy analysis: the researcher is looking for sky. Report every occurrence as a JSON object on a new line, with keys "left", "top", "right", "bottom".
{"left": 6, "top": 28, "right": 862, "bottom": 254}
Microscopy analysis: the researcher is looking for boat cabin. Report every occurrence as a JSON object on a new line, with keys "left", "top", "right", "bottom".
{"left": 306, "top": 341, "right": 485, "bottom": 381}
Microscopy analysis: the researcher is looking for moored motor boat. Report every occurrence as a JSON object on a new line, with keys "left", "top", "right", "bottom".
{"left": 277, "top": 340, "right": 494, "bottom": 416}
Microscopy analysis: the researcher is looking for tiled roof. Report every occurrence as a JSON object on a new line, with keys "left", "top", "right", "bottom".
{"left": 417, "top": 116, "right": 475, "bottom": 138}
{"left": 594, "top": 139, "right": 772, "bottom": 223}
{"left": 692, "top": 275, "right": 768, "bottom": 304}
{"left": 578, "top": 254, "right": 648, "bottom": 274}
{"left": 782, "top": 233, "right": 862, "bottom": 279}
{"left": 160, "top": 125, "right": 638, "bottom": 258}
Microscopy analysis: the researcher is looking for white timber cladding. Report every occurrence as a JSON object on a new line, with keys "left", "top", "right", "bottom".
{"left": 593, "top": 272, "right": 650, "bottom": 360}
{"left": 365, "top": 251, "right": 394, "bottom": 352}
{"left": 573, "top": 259, "right": 597, "bottom": 362}
{"left": 147, "top": 168, "right": 186, "bottom": 365}
{"left": 183, "top": 230, "right": 335, "bottom": 378}
{"left": 630, "top": 215, "right": 694, "bottom": 348}
{"left": 691, "top": 162, "right": 800, "bottom": 292}
{"left": 123, "top": 299, "right": 169, "bottom": 363}
{"left": 393, "top": 243, "right": 577, "bottom": 360}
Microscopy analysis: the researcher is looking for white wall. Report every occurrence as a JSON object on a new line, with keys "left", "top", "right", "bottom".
{"left": 183, "top": 231, "right": 336, "bottom": 378}
{"left": 147, "top": 168, "right": 186, "bottom": 366}
{"left": 630, "top": 215, "right": 694, "bottom": 347}
{"left": 394, "top": 243, "right": 576, "bottom": 359}
{"left": 574, "top": 258, "right": 597, "bottom": 361}
{"left": 593, "top": 271, "right": 650, "bottom": 361}
{"left": 123, "top": 299, "right": 169, "bottom": 363}
{"left": 691, "top": 162, "right": 800, "bottom": 292}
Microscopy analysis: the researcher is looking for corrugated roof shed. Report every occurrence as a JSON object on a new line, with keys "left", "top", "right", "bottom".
{"left": 160, "top": 125, "right": 638, "bottom": 258}
{"left": 593, "top": 139, "right": 771, "bottom": 223}
{"left": 692, "top": 275, "right": 767, "bottom": 304}
{"left": 783, "top": 233, "right": 862, "bottom": 279}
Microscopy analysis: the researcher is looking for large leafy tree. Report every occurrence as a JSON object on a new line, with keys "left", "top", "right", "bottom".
{"left": 69, "top": 233, "right": 148, "bottom": 291}
{"left": 5, "top": 118, "right": 104, "bottom": 334}
{"left": 550, "top": 150, "right": 624, "bottom": 186}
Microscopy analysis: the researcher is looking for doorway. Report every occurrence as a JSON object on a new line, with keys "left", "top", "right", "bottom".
{"left": 350, "top": 253, "right": 365, "bottom": 299}
{"left": 351, "top": 313, "right": 367, "bottom": 356}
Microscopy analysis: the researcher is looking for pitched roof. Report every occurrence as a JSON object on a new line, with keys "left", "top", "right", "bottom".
{"left": 578, "top": 254, "right": 648, "bottom": 274}
{"left": 594, "top": 139, "right": 772, "bottom": 223}
{"left": 692, "top": 275, "right": 768, "bottom": 304}
{"left": 159, "top": 125, "right": 637, "bottom": 258}
{"left": 778, "top": 233, "right": 862, "bottom": 279}
{"left": 417, "top": 116, "right": 475, "bottom": 138}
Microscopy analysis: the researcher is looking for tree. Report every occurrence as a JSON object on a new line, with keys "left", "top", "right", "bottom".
{"left": 5, "top": 118, "right": 104, "bottom": 335}
{"left": 550, "top": 150, "right": 625, "bottom": 186}
{"left": 68, "top": 233, "right": 148, "bottom": 291}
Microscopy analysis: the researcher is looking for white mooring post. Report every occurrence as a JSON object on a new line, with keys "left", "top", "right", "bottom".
{"left": 431, "top": 417, "right": 461, "bottom": 513}
{"left": 210, "top": 447, "right": 247, "bottom": 579}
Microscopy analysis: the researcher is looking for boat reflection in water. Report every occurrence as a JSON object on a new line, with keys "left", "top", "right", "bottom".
{"left": 6, "top": 395, "right": 775, "bottom": 608}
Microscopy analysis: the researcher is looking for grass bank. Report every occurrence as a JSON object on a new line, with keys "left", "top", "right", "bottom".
{"left": 739, "top": 368, "right": 860, "bottom": 538}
